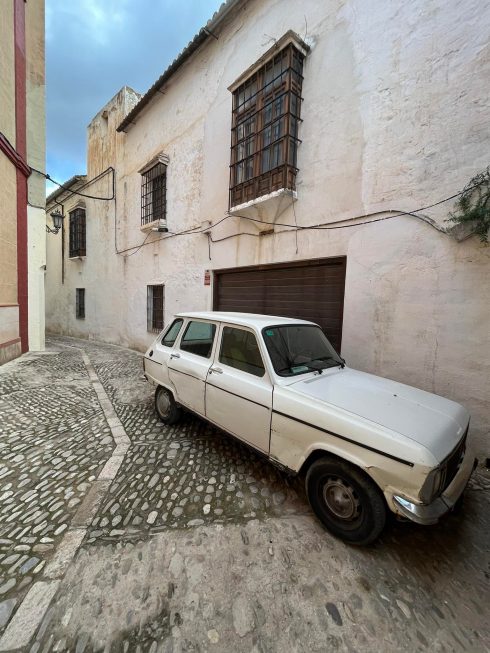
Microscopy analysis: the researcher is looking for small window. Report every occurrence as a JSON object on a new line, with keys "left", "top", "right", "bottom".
{"left": 147, "top": 285, "right": 164, "bottom": 332}
{"left": 219, "top": 327, "right": 265, "bottom": 377}
{"left": 162, "top": 318, "right": 183, "bottom": 347}
{"left": 69, "top": 208, "right": 86, "bottom": 257}
{"left": 180, "top": 321, "right": 216, "bottom": 358}
{"left": 141, "top": 163, "right": 166, "bottom": 225}
{"left": 76, "top": 288, "right": 85, "bottom": 319}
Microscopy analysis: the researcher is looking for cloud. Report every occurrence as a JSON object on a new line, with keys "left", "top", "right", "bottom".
{"left": 46, "top": 0, "right": 223, "bottom": 188}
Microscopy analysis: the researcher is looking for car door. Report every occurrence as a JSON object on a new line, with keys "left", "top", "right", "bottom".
{"left": 205, "top": 324, "right": 272, "bottom": 453}
{"left": 168, "top": 319, "right": 217, "bottom": 416}
{"left": 146, "top": 317, "right": 184, "bottom": 387}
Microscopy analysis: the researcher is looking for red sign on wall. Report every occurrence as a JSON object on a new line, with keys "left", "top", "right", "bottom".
{"left": 204, "top": 270, "right": 211, "bottom": 286}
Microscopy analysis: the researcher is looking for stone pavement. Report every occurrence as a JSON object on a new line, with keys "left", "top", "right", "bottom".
{"left": 0, "top": 335, "right": 489, "bottom": 652}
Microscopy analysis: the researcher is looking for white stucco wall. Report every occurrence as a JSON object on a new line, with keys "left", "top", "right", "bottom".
{"left": 26, "top": 0, "right": 46, "bottom": 352}
{"left": 28, "top": 205, "right": 46, "bottom": 351}
{"left": 45, "top": 0, "right": 490, "bottom": 456}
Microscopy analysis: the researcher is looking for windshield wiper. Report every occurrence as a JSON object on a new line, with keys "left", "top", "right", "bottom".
{"left": 276, "top": 362, "right": 323, "bottom": 375}
{"left": 313, "top": 356, "right": 345, "bottom": 369}
{"left": 303, "top": 361, "right": 325, "bottom": 374}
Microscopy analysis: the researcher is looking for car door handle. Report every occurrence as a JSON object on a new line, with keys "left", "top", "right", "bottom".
{"left": 170, "top": 353, "right": 180, "bottom": 359}
{"left": 209, "top": 366, "right": 223, "bottom": 374}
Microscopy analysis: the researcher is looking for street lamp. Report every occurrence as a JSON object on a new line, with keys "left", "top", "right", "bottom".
{"left": 46, "top": 209, "right": 64, "bottom": 234}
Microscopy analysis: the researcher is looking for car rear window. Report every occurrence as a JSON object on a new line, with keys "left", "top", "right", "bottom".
{"left": 180, "top": 321, "right": 216, "bottom": 358}
{"left": 161, "top": 318, "right": 183, "bottom": 347}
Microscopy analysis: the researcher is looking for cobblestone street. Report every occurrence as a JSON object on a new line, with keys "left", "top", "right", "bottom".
{"left": 0, "top": 336, "right": 489, "bottom": 652}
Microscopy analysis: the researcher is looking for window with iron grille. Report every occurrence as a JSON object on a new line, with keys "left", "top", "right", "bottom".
{"left": 147, "top": 285, "right": 164, "bottom": 332}
{"left": 229, "top": 41, "right": 305, "bottom": 208}
{"left": 69, "top": 208, "right": 86, "bottom": 257}
{"left": 76, "top": 288, "right": 85, "bottom": 319}
{"left": 141, "top": 163, "right": 167, "bottom": 226}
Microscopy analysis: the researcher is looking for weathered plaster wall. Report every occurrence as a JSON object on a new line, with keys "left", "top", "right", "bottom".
{"left": 26, "top": 0, "right": 46, "bottom": 352}
{"left": 45, "top": 179, "right": 88, "bottom": 335}
{"left": 45, "top": 0, "right": 490, "bottom": 455}
{"left": 27, "top": 204, "right": 46, "bottom": 350}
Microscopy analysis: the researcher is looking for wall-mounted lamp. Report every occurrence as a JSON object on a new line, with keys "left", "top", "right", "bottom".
{"left": 46, "top": 209, "right": 65, "bottom": 234}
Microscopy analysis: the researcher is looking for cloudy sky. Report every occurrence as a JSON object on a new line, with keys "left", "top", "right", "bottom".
{"left": 45, "top": 0, "right": 223, "bottom": 194}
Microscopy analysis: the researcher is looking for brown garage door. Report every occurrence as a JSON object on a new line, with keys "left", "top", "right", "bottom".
{"left": 213, "top": 257, "right": 346, "bottom": 353}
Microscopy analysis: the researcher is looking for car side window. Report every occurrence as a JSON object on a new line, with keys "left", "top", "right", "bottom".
{"left": 161, "top": 318, "right": 183, "bottom": 347}
{"left": 219, "top": 327, "right": 265, "bottom": 377}
{"left": 179, "top": 321, "right": 216, "bottom": 358}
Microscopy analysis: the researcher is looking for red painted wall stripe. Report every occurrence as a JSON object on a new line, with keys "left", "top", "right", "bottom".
{"left": 14, "top": 0, "right": 29, "bottom": 353}
{"left": 0, "top": 337, "right": 22, "bottom": 351}
{"left": 0, "top": 131, "right": 30, "bottom": 176}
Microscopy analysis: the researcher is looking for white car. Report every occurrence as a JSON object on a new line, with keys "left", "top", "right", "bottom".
{"left": 143, "top": 311, "right": 477, "bottom": 545}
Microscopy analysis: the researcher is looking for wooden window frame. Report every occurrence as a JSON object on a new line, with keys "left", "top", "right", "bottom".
{"left": 69, "top": 208, "right": 86, "bottom": 258}
{"left": 141, "top": 163, "right": 167, "bottom": 226}
{"left": 76, "top": 288, "right": 85, "bottom": 319}
{"left": 229, "top": 41, "right": 305, "bottom": 208}
{"left": 147, "top": 284, "right": 164, "bottom": 332}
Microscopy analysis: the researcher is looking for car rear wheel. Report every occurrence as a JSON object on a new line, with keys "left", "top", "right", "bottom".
{"left": 155, "top": 386, "right": 181, "bottom": 425}
{"left": 305, "top": 457, "right": 386, "bottom": 545}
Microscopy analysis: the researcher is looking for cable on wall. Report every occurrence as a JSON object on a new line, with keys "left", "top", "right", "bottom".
{"left": 32, "top": 166, "right": 115, "bottom": 201}
{"left": 113, "top": 182, "right": 478, "bottom": 255}
{"left": 39, "top": 165, "right": 482, "bottom": 256}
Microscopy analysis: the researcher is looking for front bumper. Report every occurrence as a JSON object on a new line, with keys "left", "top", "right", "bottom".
{"left": 393, "top": 445, "right": 478, "bottom": 525}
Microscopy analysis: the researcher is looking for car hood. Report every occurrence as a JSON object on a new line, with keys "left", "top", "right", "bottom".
{"left": 289, "top": 367, "right": 469, "bottom": 461}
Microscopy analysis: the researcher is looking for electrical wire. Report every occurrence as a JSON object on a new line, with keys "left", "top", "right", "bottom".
{"left": 122, "top": 230, "right": 152, "bottom": 257}
{"left": 32, "top": 166, "right": 115, "bottom": 201}
{"left": 116, "top": 203, "right": 450, "bottom": 254}
{"left": 114, "top": 215, "right": 232, "bottom": 255}
{"left": 39, "top": 161, "right": 481, "bottom": 255}
{"left": 291, "top": 194, "right": 299, "bottom": 253}
{"left": 232, "top": 208, "right": 439, "bottom": 233}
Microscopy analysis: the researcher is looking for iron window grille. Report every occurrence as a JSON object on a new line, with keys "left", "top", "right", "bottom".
{"left": 76, "top": 288, "right": 85, "bottom": 319}
{"left": 141, "top": 163, "right": 167, "bottom": 226}
{"left": 147, "top": 285, "right": 164, "bottom": 332}
{"left": 69, "top": 208, "right": 86, "bottom": 257}
{"left": 229, "top": 42, "right": 304, "bottom": 208}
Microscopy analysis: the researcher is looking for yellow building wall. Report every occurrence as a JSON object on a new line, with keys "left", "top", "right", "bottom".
{"left": 0, "top": 150, "right": 20, "bottom": 362}
{"left": 0, "top": 152, "right": 18, "bottom": 306}
{"left": 0, "top": 0, "right": 16, "bottom": 147}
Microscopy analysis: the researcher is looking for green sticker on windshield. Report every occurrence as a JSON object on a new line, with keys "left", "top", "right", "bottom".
{"left": 291, "top": 365, "right": 310, "bottom": 373}
{"left": 265, "top": 329, "right": 274, "bottom": 336}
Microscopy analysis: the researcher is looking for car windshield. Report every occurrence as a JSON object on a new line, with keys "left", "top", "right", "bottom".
{"left": 262, "top": 324, "right": 343, "bottom": 377}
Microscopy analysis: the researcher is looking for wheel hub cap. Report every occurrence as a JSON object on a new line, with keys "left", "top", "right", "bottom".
{"left": 157, "top": 392, "right": 171, "bottom": 417}
{"left": 323, "top": 478, "right": 360, "bottom": 520}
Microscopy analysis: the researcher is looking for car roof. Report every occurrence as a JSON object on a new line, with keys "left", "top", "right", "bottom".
{"left": 174, "top": 311, "right": 317, "bottom": 329}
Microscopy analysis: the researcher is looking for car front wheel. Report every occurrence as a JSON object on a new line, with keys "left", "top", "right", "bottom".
{"left": 305, "top": 457, "right": 386, "bottom": 546}
{"left": 155, "top": 386, "right": 182, "bottom": 425}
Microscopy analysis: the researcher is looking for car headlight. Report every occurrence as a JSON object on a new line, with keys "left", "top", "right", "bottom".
{"left": 420, "top": 467, "right": 444, "bottom": 504}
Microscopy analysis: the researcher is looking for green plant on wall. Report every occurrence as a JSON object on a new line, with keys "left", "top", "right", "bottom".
{"left": 447, "top": 166, "right": 490, "bottom": 242}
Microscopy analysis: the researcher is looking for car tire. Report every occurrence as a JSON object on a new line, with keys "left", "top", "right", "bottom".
{"left": 305, "top": 457, "right": 387, "bottom": 546}
{"left": 155, "top": 386, "right": 181, "bottom": 425}
{"left": 451, "top": 493, "right": 464, "bottom": 515}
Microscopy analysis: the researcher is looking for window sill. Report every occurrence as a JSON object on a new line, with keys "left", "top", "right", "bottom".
{"left": 229, "top": 188, "right": 297, "bottom": 231}
{"left": 140, "top": 219, "right": 168, "bottom": 233}
{"left": 68, "top": 256, "right": 86, "bottom": 261}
